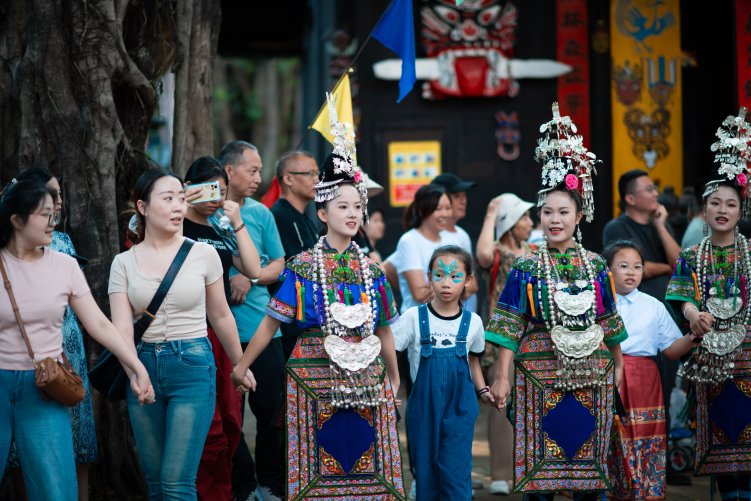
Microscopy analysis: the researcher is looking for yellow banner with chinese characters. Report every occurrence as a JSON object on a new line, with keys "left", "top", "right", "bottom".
{"left": 610, "top": 0, "right": 682, "bottom": 215}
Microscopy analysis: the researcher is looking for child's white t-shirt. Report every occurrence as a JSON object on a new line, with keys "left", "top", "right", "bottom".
{"left": 391, "top": 303, "right": 485, "bottom": 383}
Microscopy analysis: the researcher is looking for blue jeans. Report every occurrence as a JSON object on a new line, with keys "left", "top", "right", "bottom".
{"left": 128, "top": 337, "right": 216, "bottom": 501}
{"left": 0, "top": 369, "right": 77, "bottom": 500}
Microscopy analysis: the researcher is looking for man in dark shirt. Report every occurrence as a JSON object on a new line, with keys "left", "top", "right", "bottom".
{"left": 602, "top": 169, "right": 681, "bottom": 299}
{"left": 270, "top": 150, "right": 320, "bottom": 260}
{"left": 270, "top": 150, "right": 321, "bottom": 359}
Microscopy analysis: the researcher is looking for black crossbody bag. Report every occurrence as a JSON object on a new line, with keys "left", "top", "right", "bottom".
{"left": 88, "top": 239, "right": 194, "bottom": 401}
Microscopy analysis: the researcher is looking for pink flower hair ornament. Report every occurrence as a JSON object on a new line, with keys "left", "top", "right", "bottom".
{"left": 565, "top": 173, "right": 579, "bottom": 190}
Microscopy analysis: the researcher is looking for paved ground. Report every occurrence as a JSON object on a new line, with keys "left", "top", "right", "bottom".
{"left": 244, "top": 393, "right": 714, "bottom": 500}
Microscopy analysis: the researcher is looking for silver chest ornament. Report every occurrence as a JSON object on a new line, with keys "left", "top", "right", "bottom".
{"left": 705, "top": 288, "right": 743, "bottom": 320}
{"left": 314, "top": 236, "right": 388, "bottom": 409}
{"left": 550, "top": 324, "right": 607, "bottom": 390}
{"left": 324, "top": 304, "right": 380, "bottom": 371}
{"left": 679, "top": 323, "right": 746, "bottom": 384}
{"left": 553, "top": 285, "right": 595, "bottom": 317}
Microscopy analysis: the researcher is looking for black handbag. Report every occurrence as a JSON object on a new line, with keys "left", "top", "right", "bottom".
{"left": 88, "top": 239, "right": 194, "bottom": 401}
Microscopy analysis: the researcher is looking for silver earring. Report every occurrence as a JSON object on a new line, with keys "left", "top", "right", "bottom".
{"left": 576, "top": 224, "right": 582, "bottom": 243}
{"left": 735, "top": 226, "right": 740, "bottom": 241}
{"left": 703, "top": 222, "right": 709, "bottom": 237}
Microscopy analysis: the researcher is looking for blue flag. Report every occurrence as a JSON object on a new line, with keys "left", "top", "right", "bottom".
{"left": 372, "top": 0, "right": 416, "bottom": 103}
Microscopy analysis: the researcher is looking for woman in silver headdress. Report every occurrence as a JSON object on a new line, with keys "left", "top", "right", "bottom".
{"left": 666, "top": 108, "right": 751, "bottom": 501}
{"left": 485, "top": 103, "right": 627, "bottom": 500}
{"left": 232, "top": 97, "right": 405, "bottom": 500}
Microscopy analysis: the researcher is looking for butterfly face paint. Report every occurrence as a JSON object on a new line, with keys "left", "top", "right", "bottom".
{"left": 431, "top": 258, "right": 465, "bottom": 283}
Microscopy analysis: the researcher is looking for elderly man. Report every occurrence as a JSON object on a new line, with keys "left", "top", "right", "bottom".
{"left": 221, "top": 140, "right": 286, "bottom": 501}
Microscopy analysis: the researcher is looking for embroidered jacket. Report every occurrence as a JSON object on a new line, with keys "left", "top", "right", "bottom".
{"left": 666, "top": 243, "right": 749, "bottom": 310}
{"left": 485, "top": 248, "right": 627, "bottom": 352}
{"left": 266, "top": 244, "right": 399, "bottom": 331}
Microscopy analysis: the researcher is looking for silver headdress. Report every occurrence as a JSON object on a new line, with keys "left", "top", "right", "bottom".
{"left": 705, "top": 107, "right": 751, "bottom": 214}
{"left": 534, "top": 102, "right": 599, "bottom": 222}
{"left": 314, "top": 93, "right": 369, "bottom": 221}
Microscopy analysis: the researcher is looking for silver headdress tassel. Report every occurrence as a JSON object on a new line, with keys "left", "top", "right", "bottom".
{"left": 534, "top": 102, "right": 600, "bottom": 222}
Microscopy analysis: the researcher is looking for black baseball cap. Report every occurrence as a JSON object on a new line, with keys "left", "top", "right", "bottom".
{"left": 431, "top": 173, "right": 477, "bottom": 193}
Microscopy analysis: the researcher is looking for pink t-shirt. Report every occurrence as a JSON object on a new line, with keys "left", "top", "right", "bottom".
{"left": 0, "top": 248, "right": 90, "bottom": 370}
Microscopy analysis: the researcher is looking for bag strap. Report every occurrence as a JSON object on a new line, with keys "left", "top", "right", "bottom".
{"left": 133, "top": 239, "right": 194, "bottom": 342}
{"left": 0, "top": 254, "right": 37, "bottom": 364}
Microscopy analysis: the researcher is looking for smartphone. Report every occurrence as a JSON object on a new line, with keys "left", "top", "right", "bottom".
{"left": 188, "top": 180, "right": 221, "bottom": 204}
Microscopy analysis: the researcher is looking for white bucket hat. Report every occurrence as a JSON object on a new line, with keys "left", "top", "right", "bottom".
{"left": 495, "top": 193, "right": 534, "bottom": 240}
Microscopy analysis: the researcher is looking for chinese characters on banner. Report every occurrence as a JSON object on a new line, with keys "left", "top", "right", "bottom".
{"left": 610, "top": 0, "right": 682, "bottom": 216}
{"left": 737, "top": 0, "right": 751, "bottom": 109}
{"left": 388, "top": 141, "right": 442, "bottom": 207}
{"left": 556, "top": 0, "right": 590, "bottom": 148}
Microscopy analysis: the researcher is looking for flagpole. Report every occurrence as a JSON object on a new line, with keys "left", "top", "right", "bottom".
{"left": 299, "top": 0, "right": 399, "bottom": 147}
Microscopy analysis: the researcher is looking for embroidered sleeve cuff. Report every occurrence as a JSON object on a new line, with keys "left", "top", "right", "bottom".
{"left": 665, "top": 294, "right": 698, "bottom": 308}
{"left": 599, "top": 310, "right": 627, "bottom": 345}
{"left": 265, "top": 297, "right": 295, "bottom": 324}
{"left": 604, "top": 329, "right": 628, "bottom": 347}
{"left": 379, "top": 311, "right": 400, "bottom": 327}
{"left": 485, "top": 331, "right": 518, "bottom": 353}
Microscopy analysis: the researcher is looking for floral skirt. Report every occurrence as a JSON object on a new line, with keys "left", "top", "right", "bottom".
{"left": 609, "top": 355, "right": 667, "bottom": 500}
{"left": 286, "top": 329, "right": 405, "bottom": 500}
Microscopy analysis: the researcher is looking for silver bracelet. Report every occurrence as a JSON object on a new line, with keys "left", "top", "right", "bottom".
{"left": 682, "top": 303, "right": 699, "bottom": 318}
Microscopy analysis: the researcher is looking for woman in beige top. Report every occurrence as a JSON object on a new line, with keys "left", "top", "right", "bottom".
{"left": 0, "top": 180, "right": 154, "bottom": 501}
{"left": 475, "top": 193, "right": 534, "bottom": 496}
{"left": 108, "top": 170, "right": 254, "bottom": 500}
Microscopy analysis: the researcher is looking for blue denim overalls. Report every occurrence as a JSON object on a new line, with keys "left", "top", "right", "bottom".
{"left": 406, "top": 304, "right": 478, "bottom": 501}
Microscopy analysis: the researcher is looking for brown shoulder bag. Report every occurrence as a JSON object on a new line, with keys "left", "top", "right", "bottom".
{"left": 0, "top": 255, "right": 85, "bottom": 406}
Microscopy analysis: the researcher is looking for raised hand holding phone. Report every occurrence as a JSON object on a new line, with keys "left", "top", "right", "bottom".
{"left": 186, "top": 180, "right": 221, "bottom": 205}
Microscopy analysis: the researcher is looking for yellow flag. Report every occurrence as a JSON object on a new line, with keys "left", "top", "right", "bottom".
{"left": 310, "top": 74, "right": 354, "bottom": 145}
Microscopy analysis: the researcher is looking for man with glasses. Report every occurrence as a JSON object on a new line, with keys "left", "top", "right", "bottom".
{"left": 270, "top": 150, "right": 321, "bottom": 260}
{"left": 603, "top": 169, "right": 681, "bottom": 300}
{"left": 221, "top": 140, "right": 287, "bottom": 501}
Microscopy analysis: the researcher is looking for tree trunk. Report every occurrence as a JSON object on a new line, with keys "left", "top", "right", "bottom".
{"left": 0, "top": 1, "right": 221, "bottom": 498}
{"left": 172, "top": 0, "right": 220, "bottom": 176}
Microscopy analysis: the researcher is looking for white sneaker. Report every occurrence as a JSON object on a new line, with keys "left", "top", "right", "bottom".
{"left": 256, "top": 486, "right": 282, "bottom": 501}
{"left": 407, "top": 480, "right": 417, "bottom": 500}
{"left": 471, "top": 479, "right": 484, "bottom": 489}
{"left": 488, "top": 480, "right": 511, "bottom": 495}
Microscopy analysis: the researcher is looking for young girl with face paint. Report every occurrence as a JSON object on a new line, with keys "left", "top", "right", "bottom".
{"left": 391, "top": 245, "right": 493, "bottom": 500}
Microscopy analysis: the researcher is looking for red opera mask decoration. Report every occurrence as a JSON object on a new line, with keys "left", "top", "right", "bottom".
{"left": 421, "top": 0, "right": 518, "bottom": 99}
